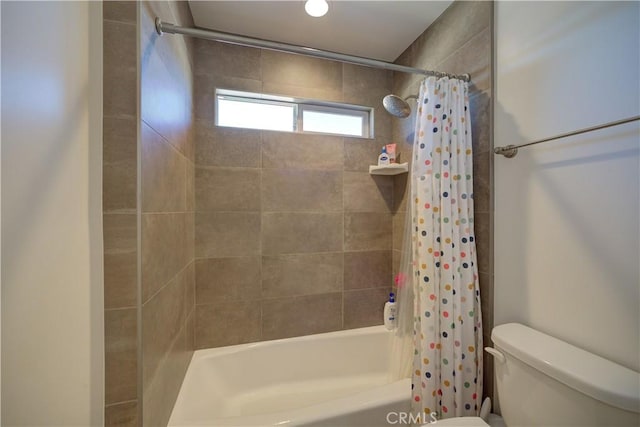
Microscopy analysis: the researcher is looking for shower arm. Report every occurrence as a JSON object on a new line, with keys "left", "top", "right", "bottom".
{"left": 155, "top": 18, "right": 471, "bottom": 82}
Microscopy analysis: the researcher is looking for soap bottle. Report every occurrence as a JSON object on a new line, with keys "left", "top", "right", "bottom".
{"left": 384, "top": 292, "right": 397, "bottom": 330}
{"left": 378, "top": 146, "right": 390, "bottom": 166}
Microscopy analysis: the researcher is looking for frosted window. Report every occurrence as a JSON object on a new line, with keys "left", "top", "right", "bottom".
{"left": 302, "top": 110, "right": 364, "bottom": 136}
{"left": 217, "top": 98, "right": 295, "bottom": 132}
{"left": 215, "top": 89, "right": 372, "bottom": 138}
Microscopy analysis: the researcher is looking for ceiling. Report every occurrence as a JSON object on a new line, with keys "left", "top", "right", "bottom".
{"left": 187, "top": 1, "right": 453, "bottom": 62}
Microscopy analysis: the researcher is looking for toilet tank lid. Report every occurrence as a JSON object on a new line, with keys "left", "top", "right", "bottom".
{"left": 492, "top": 323, "right": 640, "bottom": 414}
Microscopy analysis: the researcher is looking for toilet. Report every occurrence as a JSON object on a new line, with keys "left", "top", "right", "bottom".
{"left": 427, "top": 323, "right": 640, "bottom": 426}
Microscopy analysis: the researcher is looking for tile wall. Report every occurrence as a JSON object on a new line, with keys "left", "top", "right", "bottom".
{"left": 140, "top": 1, "right": 195, "bottom": 426}
{"left": 103, "top": 1, "right": 139, "bottom": 425}
{"left": 391, "top": 0, "right": 494, "bottom": 400}
{"left": 103, "top": 1, "right": 195, "bottom": 426}
{"left": 193, "top": 41, "right": 397, "bottom": 347}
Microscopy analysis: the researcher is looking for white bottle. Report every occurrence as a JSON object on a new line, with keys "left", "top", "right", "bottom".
{"left": 384, "top": 292, "right": 397, "bottom": 330}
{"left": 378, "top": 146, "right": 390, "bottom": 166}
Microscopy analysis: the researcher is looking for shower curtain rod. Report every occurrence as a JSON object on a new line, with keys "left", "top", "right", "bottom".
{"left": 494, "top": 115, "right": 640, "bottom": 158}
{"left": 155, "top": 18, "right": 471, "bottom": 82}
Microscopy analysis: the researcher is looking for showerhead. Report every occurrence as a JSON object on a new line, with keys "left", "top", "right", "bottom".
{"left": 383, "top": 94, "right": 417, "bottom": 118}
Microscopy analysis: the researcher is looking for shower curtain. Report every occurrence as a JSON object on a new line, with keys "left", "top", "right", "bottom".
{"left": 399, "top": 76, "right": 483, "bottom": 422}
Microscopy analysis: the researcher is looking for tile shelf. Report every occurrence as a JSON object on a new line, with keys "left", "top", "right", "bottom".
{"left": 368, "top": 162, "right": 408, "bottom": 176}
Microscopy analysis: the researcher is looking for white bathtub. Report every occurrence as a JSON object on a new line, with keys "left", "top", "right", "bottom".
{"left": 169, "top": 326, "right": 411, "bottom": 426}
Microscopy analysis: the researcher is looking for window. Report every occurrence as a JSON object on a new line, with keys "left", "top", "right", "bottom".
{"left": 216, "top": 89, "right": 373, "bottom": 138}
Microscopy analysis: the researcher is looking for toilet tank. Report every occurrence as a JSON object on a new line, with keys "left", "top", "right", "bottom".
{"left": 490, "top": 323, "right": 640, "bottom": 426}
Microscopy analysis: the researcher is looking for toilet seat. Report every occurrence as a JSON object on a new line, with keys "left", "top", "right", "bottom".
{"left": 424, "top": 416, "right": 489, "bottom": 426}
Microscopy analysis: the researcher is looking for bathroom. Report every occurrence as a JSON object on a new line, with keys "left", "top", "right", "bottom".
{"left": 1, "top": 0, "right": 638, "bottom": 426}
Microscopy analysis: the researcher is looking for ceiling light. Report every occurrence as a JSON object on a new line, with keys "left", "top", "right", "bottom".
{"left": 305, "top": 0, "right": 328, "bottom": 18}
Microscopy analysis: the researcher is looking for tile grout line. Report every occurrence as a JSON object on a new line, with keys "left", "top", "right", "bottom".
{"left": 105, "top": 399, "right": 137, "bottom": 409}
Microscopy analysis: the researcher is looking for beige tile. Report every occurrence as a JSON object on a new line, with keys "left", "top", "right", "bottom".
{"left": 473, "top": 151, "right": 491, "bottom": 213}
{"left": 195, "top": 257, "right": 261, "bottom": 304}
{"left": 103, "top": 117, "right": 137, "bottom": 213}
{"left": 140, "top": 6, "right": 193, "bottom": 158}
{"left": 186, "top": 211, "right": 195, "bottom": 262}
{"left": 105, "top": 401, "right": 138, "bottom": 427}
{"left": 343, "top": 64, "right": 392, "bottom": 103}
{"left": 142, "top": 269, "right": 186, "bottom": 391}
{"left": 207, "top": 71, "right": 262, "bottom": 95}
{"left": 104, "top": 20, "right": 136, "bottom": 118}
{"left": 470, "top": 90, "right": 492, "bottom": 155}
{"left": 398, "top": 1, "right": 491, "bottom": 74}
{"left": 185, "top": 120, "right": 195, "bottom": 165}
{"left": 186, "top": 159, "right": 195, "bottom": 212}
{"left": 262, "top": 253, "right": 343, "bottom": 298}
{"left": 192, "top": 74, "right": 215, "bottom": 121}
{"left": 104, "top": 214, "right": 137, "bottom": 309}
{"left": 344, "top": 251, "right": 392, "bottom": 290}
{"left": 262, "top": 131, "right": 343, "bottom": 171}
{"left": 105, "top": 251, "right": 138, "bottom": 310}
{"left": 392, "top": 213, "right": 407, "bottom": 251}
{"left": 105, "top": 308, "right": 137, "bottom": 405}
{"left": 474, "top": 212, "right": 491, "bottom": 275}
{"left": 343, "top": 138, "right": 385, "bottom": 172}
{"left": 344, "top": 212, "right": 392, "bottom": 251}
{"left": 479, "top": 271, "right": 493, "bottom": 336}
{"left": 392, "top": 249, "right": 402, "bottom": 279}
{"left": 194, "top": 39, "right": 261, "bottom": 79}
{"left": 343, "top": 172, "right": 393, "bottom": 212}
{"left": 342, "top": 64, "right": 392, "bottom": 142}
{"left": 184, "top": 261, "right": 196, "bottom": 319}
{"left": 394, "top": 129, "right": 414, "bottom": 165}
{"left": 141, "top": 0, "right": 170, "bottom": 24}
{"left": 392, "top": 73, "right": 422, "bottom": 107}
{"left": 344, "top": 288, "right": 390, "bottom": 329}
{"left": 103, "top": 206, "right": 137, "bottom": 256}
{"left": 104, "top": 1, "right": 136, "bottom": 24}
{"left": 391, "top": 104, "right": 418, "bottom": 151}
{"left": 262, "top": 81, "right": 343, "bottom": 103}
{"left": 140, "top": 76, "right": 192, "bottom": 163}
{"left": 170, "top": 0, "right": 195, "bottom": 28}
{"left": 393, "top": 174, "right": 409, "bottom": 213}
{"left": 373, "top": 108, "right": 393, "bottom": 143}
{"left": 141, "top": 213, "right": 190, "bottom": 303}
{"left": 262, "top": 212, "right": 343, "bottom": 255}
{"left": 142, "top": 323, "right": 191, "bottom": 427}
{"left": 196, "top": 301, "right": 261, "bottom": 348}
{"left": 437, "top": 27, "right": 491, "bottom": 93}
{"left": 195, "top": 212, "right": 261, "bottom": 257}
{"left": 195, "top": 121, "right": 262, "bottom": 168}
{"left": 262, "top": 293, "right": 342, "bottom": 340}
{"left": 262, "top": 169, "right": 342, "bottom": 212}
{"left": 262, "top": 50, "right": 342, "bottom": 93}
{"left": 141, "top": 122, "right": 187, "bottom": 213}
{"left": 196, "top": 167, "right": 261, "bottom": 212}
{"left": 186, "top": 310, "right": 195, "bottom": 352}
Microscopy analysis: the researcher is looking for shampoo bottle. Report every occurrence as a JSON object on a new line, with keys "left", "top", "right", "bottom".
{"left": 384, "top": 292, "right": 397, "bottom": 330}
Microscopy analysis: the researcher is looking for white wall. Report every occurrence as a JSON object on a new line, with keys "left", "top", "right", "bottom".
{"left": 1, "top": 2, "right": 103, "bottom": 425}
{"left": 495, "top": 1, "right": 639, "bottom": 372}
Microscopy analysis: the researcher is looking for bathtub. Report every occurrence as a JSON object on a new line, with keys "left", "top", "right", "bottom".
{"left": 168, "top": 325, "right": 411, "bottom": 426}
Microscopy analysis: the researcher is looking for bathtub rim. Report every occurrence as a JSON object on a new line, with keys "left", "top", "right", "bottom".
{"left": 190, "top": 324, "right": 391, "bottom": 359}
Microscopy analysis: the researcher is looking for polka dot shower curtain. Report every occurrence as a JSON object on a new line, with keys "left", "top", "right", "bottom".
{"left": 409, "top": 76, "right": 483, "bottom": 421}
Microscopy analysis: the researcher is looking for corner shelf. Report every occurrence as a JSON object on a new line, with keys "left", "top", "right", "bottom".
{"left": 369, "top": 162, "right": 408, "bottom": 176}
